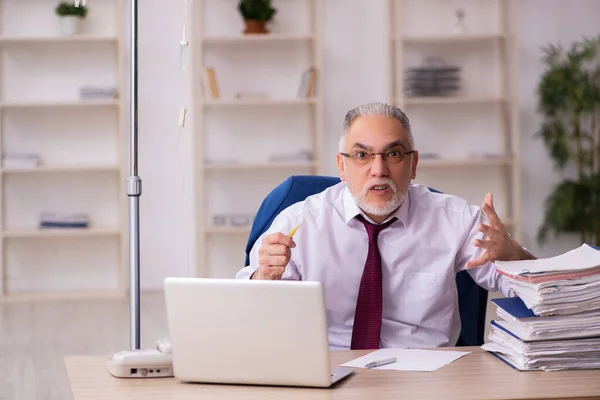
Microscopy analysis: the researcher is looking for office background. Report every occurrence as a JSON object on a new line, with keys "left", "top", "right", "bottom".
{"left": 140, "top": 0, "right": 599, "bottom": 288}
{"left": 0, "top": 0, "right": 596, "bottom": 298}
{"left": 1, "top": 0, "right": 600, "bottom": 398}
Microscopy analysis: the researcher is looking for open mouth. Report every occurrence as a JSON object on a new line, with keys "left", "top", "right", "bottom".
{"left": 370, "top": 184, "right": 390, "bottom": 192}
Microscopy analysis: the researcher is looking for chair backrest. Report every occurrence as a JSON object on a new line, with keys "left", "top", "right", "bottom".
{"left": 244, "top": 175, "right": 488, "bottom": 346}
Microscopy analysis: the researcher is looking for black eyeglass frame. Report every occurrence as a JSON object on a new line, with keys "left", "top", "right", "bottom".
{"left": 339, "top": 149, "right": 416, "bottom": 164}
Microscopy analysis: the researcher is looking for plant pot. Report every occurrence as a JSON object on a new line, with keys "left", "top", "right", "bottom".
{"left": 59, "top": 16, "right": 81, "bottom": 36}
{"left": 243, "top": 19, "right": 268, "bottom": 34}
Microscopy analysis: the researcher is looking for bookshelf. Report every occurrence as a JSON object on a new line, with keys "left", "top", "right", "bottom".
{"left": 389, "top": 0, "right": 521, "bottom": 242}
{"left": 191, "top": 0, "right": 324, "bottom": 278}
{"left": 0, "top": 0, "right": 127, "bottom": 300}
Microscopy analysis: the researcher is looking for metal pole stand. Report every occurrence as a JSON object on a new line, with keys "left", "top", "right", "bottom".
{"left": 128, "top": 0, "right": 141, "bottom": 351}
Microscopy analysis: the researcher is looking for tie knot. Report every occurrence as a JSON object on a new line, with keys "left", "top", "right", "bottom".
{"left": 356, "top": 215, "right": 397, "bottom": 242}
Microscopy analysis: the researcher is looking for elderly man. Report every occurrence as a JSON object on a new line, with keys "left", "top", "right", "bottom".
{"left": 236, "top": 101, "right": 534, "bottom": 350}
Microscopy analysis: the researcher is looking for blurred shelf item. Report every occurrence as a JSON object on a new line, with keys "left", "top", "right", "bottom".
{"left": 0, "top": 35, "right": 117, "bottom": 45}
{"left": 204, "top": 226, "right": 252, "bottom": 235}
{"left": 202, "top": 98, "right": 318, "bottom": 107}
{"left": 202, "top": 34, "right": 315, "bottom": 44}
{"left": 401, "top": 96, "right": 506, "bottom": 106}
{"left": 1, "top": 165, "right": 119, "bottom": 174}
{"left": 3, "top": 227, "right": 121, "bottom": 238}
{"left": 1, "top": 100, "right": 119, "bottom": 109}
{"left": 399, "top": 33, "right": 505, "bottom": 44}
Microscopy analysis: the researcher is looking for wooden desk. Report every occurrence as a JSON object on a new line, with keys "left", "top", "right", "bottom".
{"left": 64, "top": 347, "right": 600, "bottom": 400}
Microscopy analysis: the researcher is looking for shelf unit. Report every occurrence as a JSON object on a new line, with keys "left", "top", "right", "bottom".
{"left": 191, "top": 0, "right": 324, "bottom": 278}
{"left": 0, "top": 0, "right": 127, "bottom": 300}
{"left": 389, "top": 0, "right": 520, "bottom": 241}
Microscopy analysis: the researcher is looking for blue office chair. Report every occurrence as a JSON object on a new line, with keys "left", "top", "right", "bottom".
{"left": 244, "top": 175, "right": 488, "bottom": 347}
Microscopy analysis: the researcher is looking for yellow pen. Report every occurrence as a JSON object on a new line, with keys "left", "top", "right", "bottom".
{"left": 288, "top": 221, "right": 303, "bottom": 237}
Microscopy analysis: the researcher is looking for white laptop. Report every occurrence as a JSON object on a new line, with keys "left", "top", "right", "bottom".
{"left": 163, "top": 277, "right": 354, "bottom": 388}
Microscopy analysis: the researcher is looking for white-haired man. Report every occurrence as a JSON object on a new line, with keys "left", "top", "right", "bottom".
{"left": 236, "top": 101, "right": 534, "bottom": 350}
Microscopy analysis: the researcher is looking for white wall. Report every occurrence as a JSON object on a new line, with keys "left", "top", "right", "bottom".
{"left": 137, "top": 0, "right": 600, "bottom": 289}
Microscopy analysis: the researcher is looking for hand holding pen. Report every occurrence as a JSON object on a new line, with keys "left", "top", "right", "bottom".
{"left": 253, "top": 221, "right": 303, "bottom": 280}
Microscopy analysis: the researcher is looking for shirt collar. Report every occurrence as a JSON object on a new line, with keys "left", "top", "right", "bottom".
{"left": 342, "top": 183, "right": 410, "bottom": 226}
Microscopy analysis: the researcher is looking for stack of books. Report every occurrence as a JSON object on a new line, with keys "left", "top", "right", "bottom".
{"left": 39, "top": 212, "right": 89, "bottom": 229}
{"left": 2, "top": 152, "right": 41, "bottom": 169}
{"left": 79, "top": 85, "right": 118, "bottom": 100}
{"left": 482, "top": 244, "right": 600, "bottom": 371}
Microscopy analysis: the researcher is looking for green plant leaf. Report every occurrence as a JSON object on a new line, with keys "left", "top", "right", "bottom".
{"left": 536, "top": 36, "right": 600, "bottom": 245}
{"left": 55, "top": 2, "right": 88, "bottom": 17}
{"left": 537, "top": 118, "right": 570, "bottom": 170}
{"left": 238, "top": 0, "right": 276, "bottom": 22}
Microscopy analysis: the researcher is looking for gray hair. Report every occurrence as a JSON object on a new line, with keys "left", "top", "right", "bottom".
{"left": 339, "top": 101, "right": 414, "bottom": 152}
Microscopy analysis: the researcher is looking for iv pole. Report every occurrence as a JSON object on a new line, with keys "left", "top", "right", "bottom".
{"left": 127, "top": 0, "right": 142, "bottom": 351}
{"left": 75, "top": 0, "right": 142, "bottom": 351}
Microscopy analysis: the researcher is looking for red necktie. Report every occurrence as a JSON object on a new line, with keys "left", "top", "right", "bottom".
{"left": 351, "top": 215, "right": 397, "bottom": 350}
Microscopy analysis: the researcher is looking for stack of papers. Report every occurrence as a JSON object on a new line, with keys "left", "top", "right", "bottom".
{"left": 494, "top": 244, "right": 600, "bottom": 316}
{"left": 482, "top": 244, "right": 600, "bottom": 371}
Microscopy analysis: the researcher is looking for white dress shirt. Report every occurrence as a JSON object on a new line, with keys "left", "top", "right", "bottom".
{"left": 236, "top": 182, "right": 510, "bottom": 350}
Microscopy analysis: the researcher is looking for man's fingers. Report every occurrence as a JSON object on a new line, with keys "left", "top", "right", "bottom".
{"left": 259, "top": 244, "right": 291, "bottom": 257}
{"left": 484, "top": 192, "right": 494, "bottom": 209}
{"left": 477, "top": 223, "right": 495, "bottom": 237}
{"left": 260, "top": 255, "right": 289, "bottom": 267}
{"left": 473, "top": 238, "right": 493, "bottom": 250}
{"left": 263, "top": 232, "right": 296, "bottom": 248}
{"left": 482, "top": 202, "right": 503, "bottom": 229}
{"left": 270, "top": 244, "right": 292, "bottom": 257}
{"left": 465, "top": 255, "right": 487, "bottom": 269}
{"left": 259, "top": 267, "right": 286, "bottom": 279}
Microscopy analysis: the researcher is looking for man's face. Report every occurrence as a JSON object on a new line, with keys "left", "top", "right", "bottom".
{"left": 336, "top": 115, "right": 418, "bottom": 223}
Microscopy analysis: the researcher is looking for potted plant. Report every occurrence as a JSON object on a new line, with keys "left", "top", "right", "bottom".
{"left": 536, "top": 35, "right": 600, "bottom": 246}
{"left": 55, "top": 1, "right": 88, "bottom": 35}
{"left": 238, "top": 0, "right": 276, "bottom": 34}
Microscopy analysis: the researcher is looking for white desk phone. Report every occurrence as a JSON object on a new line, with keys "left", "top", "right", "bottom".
{"left": 107, "top": 338, "right": 173, "bottom": 378}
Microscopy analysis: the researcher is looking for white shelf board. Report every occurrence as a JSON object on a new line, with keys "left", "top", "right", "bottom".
{"left": 3, "top": 227, "right": 121, "bottom": 238}
{"left": 205, "top": 226, "right": 251, "bottom": 235}
{"left": 202, "top": 34, "right": 315, "bottom": 44}
{"left": 418, "top": 157, "right": 513, "bottom": 168}
{"left": 1, "top": 100, "right": 119, "bottom": 109}
{"left": 0, "top": 35, "right": 118, "bottom": 45}
{"left": 203, "top": 161, "right": 317, "bottom": 171}
{"left": 399, "top": 33, "right": 505, "bottom": 44}
{"left": 1, "top": 165, "right": 119, "bottom": 174}
{"left": 202, "top": 98, "right": 317, "bottom": 107}
{"left": 1, "top": 289, "right": 123, "bottom": 302}
{"left": 401, "top": 96, "right": 506, "bottom": 106}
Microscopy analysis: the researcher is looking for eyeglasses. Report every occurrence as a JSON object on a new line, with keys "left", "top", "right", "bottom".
{"left": 339, "top": 149, "right": 416, "bottom": 166}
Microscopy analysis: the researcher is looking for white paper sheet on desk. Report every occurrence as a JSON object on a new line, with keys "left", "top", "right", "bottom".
{"left": 339, "top": 349, "right": 471, "bottom": 371}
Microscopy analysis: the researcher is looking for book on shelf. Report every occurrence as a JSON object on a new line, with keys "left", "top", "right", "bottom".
{"left": 39, "top": 212, "right": 89, "bottom": 229}
{"left": 202, "top": 67, "right": 220, "bottom": 100}
{"left": 297, "top": 66, "right": 317, "bottom": 98}
{"left": 79, "top": 85, "right": 118, "bottom": 100}
{"left": 481, "top": 244, "right": 600, "bottom": 371}
{"left": 2, "top": 152, "right": 41, "bottom": 169}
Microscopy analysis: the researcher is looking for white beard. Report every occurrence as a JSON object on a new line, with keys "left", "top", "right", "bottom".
{"left": 346, "top": 176, "right": 409, "bottom": 217}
